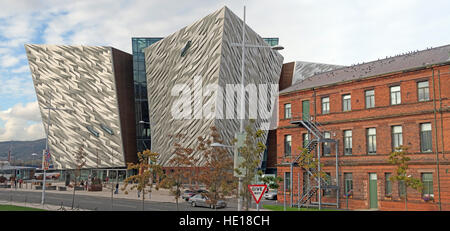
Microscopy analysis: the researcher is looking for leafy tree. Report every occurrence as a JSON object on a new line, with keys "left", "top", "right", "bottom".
{"left": 197, "top": 126, "right": 237, "bottom": 208}
{"left": 234, "top": 119, "right": 266, "bottom": 211}
{"left": 71, "top": 144, "right": 87, "bottom": 210}
{"left": 387, "top": 146, "right": 423, "bottom": 211}
{"left": 296, "top": 147, "right": 327, "bottom": 180}
{"left": 121, "top": 149, "right": 163, "bottom": 211}
{"left": 258, "top": 173, "right": 283, "bottom": 190}
{"left": 295, "top": 147, "right": 327, "bottom": 206}
{"left": 160, "top": 133, "right": 199, "bottom": 210}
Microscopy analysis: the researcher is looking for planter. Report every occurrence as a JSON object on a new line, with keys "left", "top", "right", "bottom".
{"left": 88, "top": 184, "right": 102, "bottom": 191}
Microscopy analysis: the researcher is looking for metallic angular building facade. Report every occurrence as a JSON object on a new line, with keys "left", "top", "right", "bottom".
{"left": 144, "top": 7, "right": 284, "bottom": 166}
{"left": 25, "top": 45, "right": 137, "bottom": 169}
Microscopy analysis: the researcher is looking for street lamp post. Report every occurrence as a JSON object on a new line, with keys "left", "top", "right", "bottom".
{"left": 41, "top": 99, "right": 73, "bottom": 205}
{"left": 231, "top": 5, "right": 284, "bottom": 212}
{"left": 31, "top": 153, "right": 38, "bottom": 168}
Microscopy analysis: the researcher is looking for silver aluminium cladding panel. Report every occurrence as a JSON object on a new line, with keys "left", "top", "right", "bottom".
{"left": 25, "top": 45, "right": 125, "bottom": 169}
{"left": 144, "top": 7, "right": 283, "bottom": 166}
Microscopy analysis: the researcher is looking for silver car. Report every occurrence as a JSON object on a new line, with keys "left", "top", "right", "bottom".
{"left": 189, "top": 194, "right": 227, "bottom": 209}
{"left": 264, "top": 190, "right": 278, "bottom": 200}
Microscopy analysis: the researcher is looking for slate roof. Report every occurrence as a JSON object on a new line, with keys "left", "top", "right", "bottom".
{"left": 280, "top": 44, "right": 450, "bottom": 95}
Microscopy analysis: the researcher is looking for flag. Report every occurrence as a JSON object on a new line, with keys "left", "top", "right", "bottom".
{"left": 43, "top": 149, "right": 51, "bottom": 170}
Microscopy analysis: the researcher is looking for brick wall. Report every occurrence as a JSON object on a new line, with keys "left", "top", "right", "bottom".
{"left": 276, "top": 64, "right": 450, "bottom": 210}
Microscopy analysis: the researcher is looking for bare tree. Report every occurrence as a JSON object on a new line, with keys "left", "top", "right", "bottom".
{"left": 71, "top": 144, "right": 87, "bottom": 210}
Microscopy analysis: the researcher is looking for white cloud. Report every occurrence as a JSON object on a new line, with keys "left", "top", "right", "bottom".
{"left": 2, "top": 0, "right": 450, "bottom": 65}
{"left": 11, "top": 65, "right": 30, "bottom": 73}
{"left": 0, "top": 101, "right": 45, "bottom": 141}
{"left": 0, "top": 75, "right": 35, "bottom": 99}
{"left": 0, "top": 55, "right": 20, "bottom": 67}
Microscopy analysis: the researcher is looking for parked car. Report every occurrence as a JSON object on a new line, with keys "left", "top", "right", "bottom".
{"left": 264, "top": 189, "right": 278, "bottom": 200}
{"left": 189, "top": 194, "right": 227, "bottom": 209}
{"left": 182, "top": 190, "right": 196, "bottom": 201}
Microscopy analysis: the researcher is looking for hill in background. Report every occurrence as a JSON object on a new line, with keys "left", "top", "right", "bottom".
{"left": 0, "top": 139, "right": 46, "bottom": 165}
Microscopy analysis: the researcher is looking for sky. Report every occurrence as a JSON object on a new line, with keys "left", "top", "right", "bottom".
{"left": 0, "top": 0, "right": 449, "bottom": 141}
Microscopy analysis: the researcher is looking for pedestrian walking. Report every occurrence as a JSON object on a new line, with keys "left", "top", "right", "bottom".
{"left": 137, "top": 189, "right": 141, "bottom": 198}
{"left": 115, "top": 183, "right": 119, "bottom": 194}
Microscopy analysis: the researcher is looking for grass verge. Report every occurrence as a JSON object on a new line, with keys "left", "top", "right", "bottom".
{"left": 262, "top": 204, "right": 339, "bottom": 211}
{"left": 0, "top": 205, "right": 46, "bottom": 211}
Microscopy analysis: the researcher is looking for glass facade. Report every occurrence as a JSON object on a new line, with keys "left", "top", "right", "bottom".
{"left": 132, "top": 37, "right": 164, "bottom": 153}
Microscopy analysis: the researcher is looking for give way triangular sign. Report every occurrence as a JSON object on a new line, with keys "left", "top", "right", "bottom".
{"left": 248, "top": 184, "right": 268, "bottom": 204}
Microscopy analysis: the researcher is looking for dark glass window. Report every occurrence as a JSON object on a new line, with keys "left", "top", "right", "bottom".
{"left": 365, "top": 90, "right": 375, "bottom": 108}
{"left": 302, "top": 133, "right": 310, "bottom": 148}
{"left": 303, "top": 172, "right": 310, "bottom": 196}
{"left": 284, "top": 135, "right": 292, "bottom": 157}
{"left": 324, "top": 172, "right": 332, "bottom": 196}
{"left": 322, "top": 97, "right": 330, "bottom": 114}
{"left": 344, "top": 173, "right": 353, "bottom": 195}
{"left": 385, "top": 173, "right": 392, "bottom": 196}
{"left": 420, "top": 123, "right": 432, "bottom": 152}
{"left": 285, "top": 172, "right": 291, "bottom": 191}
{"left": 398, "top": 180, "right": 406, "bottom": 197}
{"left": 344, "top": 130, "right": 352, "bottom": 155}
{"left": 284, "top": 103, "right": 291, "bottom": 119}
{"left": 417, "top": 81, "right": 429, "bottom": 102}
{"left": 390, "top": 86, "right": 401, "bottom": 105}
{"left": 422, "top": 173, "right": 433, "bottom": 197}
{"left": 323, "top": 132, "right": 331, "bottom": 156}
{"left": 367, "top": 128, "right": 376, "bottom": 154}
{"left": 342, "top": 94, "right": 351, "bottom": 111}
{"left": 392, "top": 126, "right": 403, "bottom": 150}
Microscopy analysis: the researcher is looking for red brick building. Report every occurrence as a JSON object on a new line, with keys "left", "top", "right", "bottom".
{"left": 276, "top": 45, "right": 450, "bottom": 211}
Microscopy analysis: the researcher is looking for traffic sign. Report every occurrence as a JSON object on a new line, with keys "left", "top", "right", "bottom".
{"left": 248, "top": 184, "right": 268, "bottom": 204}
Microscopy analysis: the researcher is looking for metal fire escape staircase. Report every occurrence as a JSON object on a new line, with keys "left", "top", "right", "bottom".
{"left": 290, "top": 120, "right": 340, "bottom": 209}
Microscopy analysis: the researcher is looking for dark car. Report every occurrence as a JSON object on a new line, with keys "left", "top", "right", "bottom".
{"left": 189, "top": 194, "right": 227, "bottom": 209}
